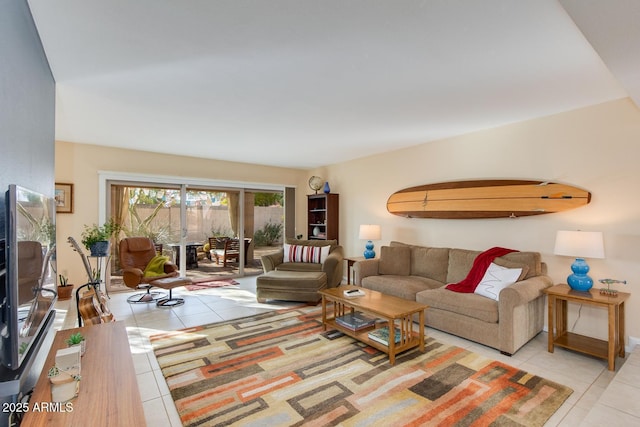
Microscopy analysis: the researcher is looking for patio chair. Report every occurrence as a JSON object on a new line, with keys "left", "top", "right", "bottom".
{"left": 210, "top": 237, "right": 240, "bottom": 267}
{"left": 207, "top": 237, "right": 226, "bottom": 261}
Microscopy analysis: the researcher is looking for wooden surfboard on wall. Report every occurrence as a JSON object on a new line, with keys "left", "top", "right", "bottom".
{"left": 386, "top": 180, "right": 591, "bottom": 219}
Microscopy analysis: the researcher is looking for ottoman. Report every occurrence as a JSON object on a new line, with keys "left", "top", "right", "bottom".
{"left": 150, "top": 276, "right": 193, "bottom": 307}
{"left": 256, "top": 271, "right": 327, "bottom": 303}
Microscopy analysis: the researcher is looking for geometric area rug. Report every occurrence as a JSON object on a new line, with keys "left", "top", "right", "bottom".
{"left": 150, "top": 306, "right": 572, "bottom": 427}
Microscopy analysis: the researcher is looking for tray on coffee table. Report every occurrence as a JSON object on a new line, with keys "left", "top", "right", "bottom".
{"left": 319, "top": 285, "right": 428, "bottom": 364}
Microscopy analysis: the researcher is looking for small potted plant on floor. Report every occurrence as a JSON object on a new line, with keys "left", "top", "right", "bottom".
{"left": 65, "top": 332, "right": 86, "bottom": 356}
{"left": 81, "top": 218, "right": 121, "bottom": 256}
{"left": 57, "top": 274, "right": 73, "bottom": 301}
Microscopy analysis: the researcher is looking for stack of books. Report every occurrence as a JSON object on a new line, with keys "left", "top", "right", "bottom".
{"left": 368, "top": 326, "right": 402, "bottom": 346}
{"left": 335, "top": 312, "right": 376, "bottom": 331}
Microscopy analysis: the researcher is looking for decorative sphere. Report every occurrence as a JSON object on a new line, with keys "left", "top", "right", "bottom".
{"left": 308, "top": 176, "right": 323, "bottom": 192}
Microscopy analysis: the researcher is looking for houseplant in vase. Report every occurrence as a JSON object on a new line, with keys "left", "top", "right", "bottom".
{"left": 65, "top": 332, "right": 86, "bottom": 356}
{"left": 57, "top": 274, "right": 73, "bottom": 301}
{"left": 81, "top": 218, "right": 121, "bottom": 256}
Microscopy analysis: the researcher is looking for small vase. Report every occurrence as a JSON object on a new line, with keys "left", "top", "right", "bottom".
{"left": 323, "top": 182, "right": 330, "bottom": 193}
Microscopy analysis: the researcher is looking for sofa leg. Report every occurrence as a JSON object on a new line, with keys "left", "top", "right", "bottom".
{"left": 500, "top": 351, "right": 512, "bottom": 357}
{"left": 257, "top": 298, "right": 267, "bottom": 303}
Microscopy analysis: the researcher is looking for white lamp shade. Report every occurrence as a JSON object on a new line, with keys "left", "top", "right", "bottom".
{"left": 359, "top": 224, "right": 381, "bottom": 240}
{"left": 554, "top": 230, "right": 605, "bottom": 259}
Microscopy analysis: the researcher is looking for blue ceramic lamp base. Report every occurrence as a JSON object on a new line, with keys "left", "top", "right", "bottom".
{"left": 567, "top": 257, "right": 594, "bottom": 292}
{"left": 363, "top": 241, "right": 375, "bottom": 259}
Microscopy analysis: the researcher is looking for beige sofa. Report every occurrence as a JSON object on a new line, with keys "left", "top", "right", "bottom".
{"left": 260, "top": 238, "right": 344, "bottom": 287}
{"left": 354, "top": 241, "right": 553, "bottom": 355}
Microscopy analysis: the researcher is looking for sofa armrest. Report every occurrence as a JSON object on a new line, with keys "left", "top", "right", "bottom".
{"left": 353, "top": 259, "right": 380, "bottom": 285}
{"left": 500, "top": 275, "right": 553, "bottom": 308}
{"left": 498, "top": 275, "right": 553, "bottom": 355}
{"left": 261, "top": 250, "right": 284, "bottom": 273}
{"left": 122, "top": 267, "right": 144, "bottom": 287}
{"left": 322, "top": 246, "right": 344, "bottom": 288}
{"left": 163, "top": 260, "right": 178, "bottom": 274}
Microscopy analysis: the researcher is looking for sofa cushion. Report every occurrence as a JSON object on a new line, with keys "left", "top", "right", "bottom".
{"left": 496, "top": 252, "right": 541, "bottom": 279}
{"left": 446, "top": 249, "right": 481, "bottom": 284}
{"left": 276, "top": 262, "right": 322, "bottom": 273}
{"left": 286, "top": 238, "right": 338, "bottom": 252}
{"left": 362, "top": 275, "right": 443, "bottom": 301}
{"left": 283, "top": 243, "right": 330, "bottom": 263}
{"left": 411, "top": 247, "right": 449, "bottom": 282}
{"left": 390, "top": 242, "right": 450, "bottom": 282}
{"left": 416, "top": 287, "right": 498, "bottom": 323}
{"left": 474, "top": 263, "right": 523, "bottom": 301}
{"left": 493, "top": 258, "right": 529, "bottom": 281}
{"left": 378, "top": 246, "right": 411, "bottom": 276}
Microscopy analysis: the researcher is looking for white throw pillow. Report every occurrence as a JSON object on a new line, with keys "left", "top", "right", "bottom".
{"left": 474, "top": 262, "right": 522, "bottom": 301}
{"left": 283, "top": 243, "right": 330, "bottom": 263}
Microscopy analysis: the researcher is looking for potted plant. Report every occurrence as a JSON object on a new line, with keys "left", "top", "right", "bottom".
{"left": 65, "top": 332, "right": 86, "bottom": 356}
{"left": 57, "top": 274, "right": 73, "bottom": 301}
{"left": 81, "top": 218, "right": 121, "bottom": 256}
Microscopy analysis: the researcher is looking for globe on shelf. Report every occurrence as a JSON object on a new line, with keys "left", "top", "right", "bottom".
{"left": 308, "top": 176, "right": 323, "bottom": 194}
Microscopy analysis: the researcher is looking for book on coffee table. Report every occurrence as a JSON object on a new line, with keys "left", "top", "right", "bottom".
{"left": 335, "top": 312, "right": 376, "bottom": 331}
{"left": 368, "top": 326, "right": 402, "bottom": 346}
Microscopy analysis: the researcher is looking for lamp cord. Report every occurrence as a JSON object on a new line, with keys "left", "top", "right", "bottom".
{"left": 571, "top": 304, "right": 583, "bottom": 331}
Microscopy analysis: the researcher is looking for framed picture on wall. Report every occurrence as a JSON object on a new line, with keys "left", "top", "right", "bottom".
{"left": 55, "top": 183, "right": 74, "bottom": 214}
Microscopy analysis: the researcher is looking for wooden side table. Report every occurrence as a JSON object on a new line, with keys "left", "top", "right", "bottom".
{"left": 544, "top": 284, "right": 630, "bottom": 371}
{"left": 344, "top": 256, "right": 366, "bottom": 284}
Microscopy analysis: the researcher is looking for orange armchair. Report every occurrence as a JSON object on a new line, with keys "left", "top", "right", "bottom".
{"left": 119, "top": 237, "right": 178, "bottom": 303}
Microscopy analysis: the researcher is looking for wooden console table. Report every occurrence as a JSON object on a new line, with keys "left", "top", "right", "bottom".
{"left": 544, "top": 284, "right": 630, "bottom": 371}
{"left": 21, "top": 321, "right": 146, "bottom": 426}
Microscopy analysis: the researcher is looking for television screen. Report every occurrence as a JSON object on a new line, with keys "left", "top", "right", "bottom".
{"left": 2, "top": 185, "right": 57, "bottom": 369}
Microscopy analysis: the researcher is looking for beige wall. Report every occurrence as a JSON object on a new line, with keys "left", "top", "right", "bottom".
{"left": 57, "top": 97, "right": 640, "bottom": 345}
{"left": 319, "top": 97, "right": 640, "bottom": 343}
{"left": 55, "top": 142, "right": 308, "bottom": 286}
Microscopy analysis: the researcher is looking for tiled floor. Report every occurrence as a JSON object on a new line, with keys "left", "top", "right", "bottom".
{"left": 56, "top": 277, "right": 638, "bottom": 426}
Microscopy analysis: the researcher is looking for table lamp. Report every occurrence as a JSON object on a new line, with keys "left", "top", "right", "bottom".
{"left": 359, "top": 224, "right": 381, "bottom": 259}
{"left": 553, "top": 230, "right": 605, "bottom": 291}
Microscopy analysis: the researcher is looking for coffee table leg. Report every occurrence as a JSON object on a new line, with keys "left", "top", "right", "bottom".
{"left": 389, "top": 322, "right": 396, "bottom": 365}
{"left": 321, "top": 296, "right": 327, "bottom": 331}
{"left": 419, "top": 310, "right": 425, "bottom": 352}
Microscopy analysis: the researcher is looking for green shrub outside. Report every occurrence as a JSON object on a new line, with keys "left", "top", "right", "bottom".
{"left": 253, "top": 221, "right": 283, "bottom": 246}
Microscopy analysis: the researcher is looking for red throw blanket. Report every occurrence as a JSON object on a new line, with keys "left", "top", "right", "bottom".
{"left": 445, "top": 247, "right": 518, "bottom": 293}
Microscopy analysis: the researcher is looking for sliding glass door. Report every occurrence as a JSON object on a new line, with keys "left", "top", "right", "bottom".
{"left": 105, "top": 178, "right": 286, "bottom": 286}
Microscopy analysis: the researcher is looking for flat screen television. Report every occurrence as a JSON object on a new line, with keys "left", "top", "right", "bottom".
{"left": 1, "top": 185, "right": 57, "bottom": 370}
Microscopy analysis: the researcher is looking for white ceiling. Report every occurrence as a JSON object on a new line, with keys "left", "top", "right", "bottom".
{"left": 27, "top": 0, "right": 635, "bottom": 169}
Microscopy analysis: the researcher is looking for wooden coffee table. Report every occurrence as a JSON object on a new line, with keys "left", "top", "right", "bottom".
{"left": 320, "top": 286, "right": 428, "bottom": 364}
